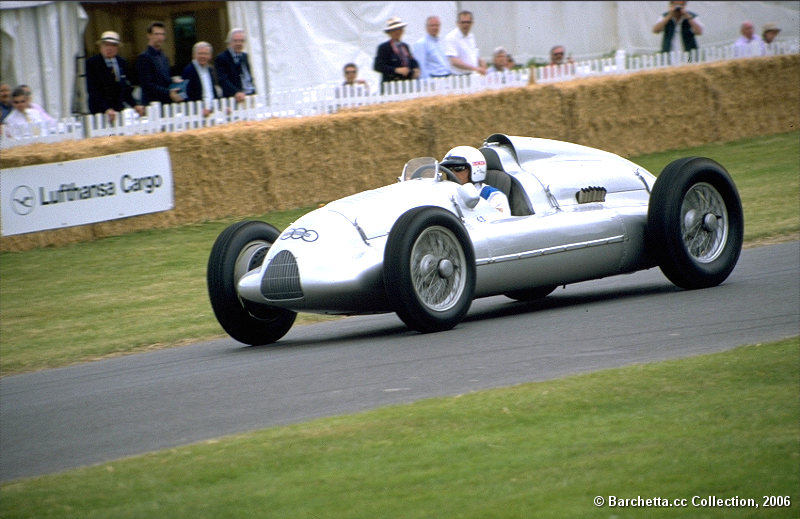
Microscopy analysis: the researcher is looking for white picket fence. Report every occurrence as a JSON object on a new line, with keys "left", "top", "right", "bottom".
{"left": 1, "top": 42, "right": 796, "bottom": 149}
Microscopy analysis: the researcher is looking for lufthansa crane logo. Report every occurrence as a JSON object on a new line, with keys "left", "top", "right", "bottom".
{"left": 281, "top": 227, "right": 319, "bottom": 242}
{"left": 10, "top": 185, "right": 35, "bottom": 216}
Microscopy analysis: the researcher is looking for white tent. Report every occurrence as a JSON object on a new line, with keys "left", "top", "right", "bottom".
{"left": 227, "top": 1, "right": 800, "bottom": 94}
{"left": 1, "top": 1, "right": 87, "bottom": 119}
{"left": 2, "top": 1, "right": 798, "bottom": 119}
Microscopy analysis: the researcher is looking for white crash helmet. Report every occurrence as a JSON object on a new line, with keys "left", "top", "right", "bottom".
{"left": 441, "top": 146, "right": 487, "bottom": 183}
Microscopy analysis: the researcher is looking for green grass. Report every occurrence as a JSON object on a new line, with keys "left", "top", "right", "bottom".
{"left": 1, "top": 338, "right": 797, "bottom": 518}
{"left": 630, "top": 132, "right": 800, "bottom": 244}
{"left": 1, "top": 132, "right": 798, "bottom": 375}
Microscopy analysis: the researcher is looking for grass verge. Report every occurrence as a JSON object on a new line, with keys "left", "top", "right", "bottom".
{"left": 1, "top": 131, "right": 798, "bottom": 374}
{"left": 1, "top": 338, "right": 797, "bottom": 518}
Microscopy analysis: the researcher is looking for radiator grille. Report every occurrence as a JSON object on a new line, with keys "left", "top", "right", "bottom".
{"left": 261, "top": 250, "right": 303, "bottom": 300}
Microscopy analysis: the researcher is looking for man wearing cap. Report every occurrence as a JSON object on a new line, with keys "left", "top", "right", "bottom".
{"left": 443, "top": 10, "right": 487, "bottom": 75}
{"left": 762, "top": 23, "right": 781, "bottom": 53}
{"left": 86, "top": 30, "right": 144, "bottom": 122}
{"left": 373, "top": 16, "right": 420, "bottom": 92}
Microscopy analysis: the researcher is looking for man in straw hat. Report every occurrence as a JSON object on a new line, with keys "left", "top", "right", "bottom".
{"left": 762, "top": 23, "right": 781, "bottom": 46}
{"left": 373, "top": 16, "right": 420, "bottom": 92}
{"left": 85, "top": 30, "right": 144, "bottom": 122}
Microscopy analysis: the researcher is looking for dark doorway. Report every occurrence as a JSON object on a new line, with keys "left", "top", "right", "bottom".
{"left": 172, "top": 13, "right": 197, "bottom": 76}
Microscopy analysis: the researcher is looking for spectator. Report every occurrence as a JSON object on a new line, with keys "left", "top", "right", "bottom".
{"left": 340, "top": 62, "right": 369, "bottom": 95}
{"left": 136, "top": 21, "right": 184, "bottom": 105}
{"left": 762, "top": 23, "right": 781, "bottom": 45}
{"left": 18, "top": 84, "right": 54, "bottom": 122}
{"left": 86, "top": 30, "right": 144, "bottom": 123}
{"left": 182, "top": 41, "right": 219, "bottom": 117}
{"left": 444, "top": 10, "right": 487, "bottom": 75}
{"left": 487, "top": 47, "right": 511, "bottom": 72}
{"left": 373, "top": 17, "right": 420, "bottom": 91}
{"left": 3, "top": 86, "right": 46, "bottom": 138}
{"left": 441, "top": 146, "right": 510, "bottom": 214}
{"left": 0, "top": 82, "right": 11, "bottom": 122}
{"left": 412, "top": 15, "right": 451, "bottom": 79}
{"left": 734, "top": 21, "right": 764, "bottom": 57}
{"left": 652, "top": 1, "right": 703, "bottom": 54}
{"left": 761, "top": 23, "right": 781, "bottom": 54}
{"left": 549, "top": 45, "right": 574, "bottom": 66}
{"left": 215, "top": 28, "right": 256, "bottom": 104}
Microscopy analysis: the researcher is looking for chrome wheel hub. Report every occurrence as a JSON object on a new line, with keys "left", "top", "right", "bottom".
{"left": 410, "top": 226, "right": 466, "bottom": 311}
{"left": 680, "top": 183, "right": 728, "bottom": 263}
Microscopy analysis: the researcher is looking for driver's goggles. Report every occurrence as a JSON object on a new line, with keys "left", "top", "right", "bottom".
{"left": 450, "top": 165, "right": 468, "bottom": 172}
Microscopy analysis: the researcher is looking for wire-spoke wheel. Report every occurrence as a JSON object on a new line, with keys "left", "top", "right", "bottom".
{"left": 648, "top": 157, "right": 743, "bottom": 289}
{"left": 384, "top": 207, "right": 476, "bottom": 333}
{"left": 681, "top": 182, "right": 728, "bottom": 263}
{"left": 410, "top": 226, "right": 468, "bottom": 312}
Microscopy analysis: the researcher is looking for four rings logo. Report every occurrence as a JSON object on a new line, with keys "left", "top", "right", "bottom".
{"left": 281, "top": 227, "right": 319, "bottom": 242}
{"left": 11, "top": 185, "right": 35, "bottom": 216}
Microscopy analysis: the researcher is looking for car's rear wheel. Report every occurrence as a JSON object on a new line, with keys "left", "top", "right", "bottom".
{"left": 647, "top": 157, "right": 743, "bottom": 289}
{"left": 384, "top": 207, "right": 476, "bottom": 333}
{"left": 207, "top": 221, "right": 297, "bottom": 345}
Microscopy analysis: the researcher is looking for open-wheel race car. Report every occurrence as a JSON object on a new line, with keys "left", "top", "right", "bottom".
{"left": 208, "top": 134, "right": 743, "bottom": 345}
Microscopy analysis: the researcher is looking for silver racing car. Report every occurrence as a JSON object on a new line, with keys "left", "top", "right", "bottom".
{"left": 208, "top": 134, "right": 743, "bottom": 344}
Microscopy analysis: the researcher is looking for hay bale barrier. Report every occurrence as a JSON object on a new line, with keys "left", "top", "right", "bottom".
{"left": 1, "top": 55, "right": 797, "bottom": 252}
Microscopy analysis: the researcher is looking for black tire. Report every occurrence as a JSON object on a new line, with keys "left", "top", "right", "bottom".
{"left": 647, "top": 157, "right": 743, "bottom": 289}
{"left": 207, "top": 221, "right": 297, "bottom": 345}
{"left": 384, "top": 207, "right": 476, "bottom": 333}
{"left": 505, "top": 285, "right": 557, "bottom": 301}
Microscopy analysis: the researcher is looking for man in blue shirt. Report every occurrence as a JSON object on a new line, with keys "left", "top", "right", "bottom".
{"left": 412, "top": 16, "right": 452, "bottom": 79}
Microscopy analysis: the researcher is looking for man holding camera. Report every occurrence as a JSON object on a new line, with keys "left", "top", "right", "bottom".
{"left": 653, "top": 1, "right": 703, "bottom": 54}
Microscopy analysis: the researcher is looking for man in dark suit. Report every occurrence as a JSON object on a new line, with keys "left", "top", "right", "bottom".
{"left": 136, "top": 21, "right": 184, "bottom": 106}
{"left": 215, "top": 28, "right": 256, "bottom": 103}
{"left": 181, "top": 41, "right": 220, "bottom": 117}
{"left": 373, "top": 16, "right": 420, "bottom": 93}
{"left": 85, "top": 31, "right": 144, "bottom": 122}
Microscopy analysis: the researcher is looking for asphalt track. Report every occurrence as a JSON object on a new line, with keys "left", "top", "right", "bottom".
{"left": 1, "top": 242, "right": 798, "bottom": 482}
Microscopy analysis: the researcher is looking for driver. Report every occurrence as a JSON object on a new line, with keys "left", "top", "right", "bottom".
{"left": 441, "top": 146, "right": 510, "bottom": 214}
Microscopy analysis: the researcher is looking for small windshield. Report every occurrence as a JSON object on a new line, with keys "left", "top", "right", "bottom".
{"left": 400, "top": 157, "right": 439, "bottom": 182}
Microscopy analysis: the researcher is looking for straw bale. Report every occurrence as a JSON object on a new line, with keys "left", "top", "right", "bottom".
{"left": 697, "top": 55, "right": 799, "bottom": 141}
{"left": 1, "top": 56, "right": 797, "bottom": 251}
{"left": 563, "top": 68, "right": 717, "bottom": 156}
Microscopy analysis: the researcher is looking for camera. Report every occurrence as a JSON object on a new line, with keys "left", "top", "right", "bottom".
{"left": 674, "top": 6, "right": 683, "bottom": 14}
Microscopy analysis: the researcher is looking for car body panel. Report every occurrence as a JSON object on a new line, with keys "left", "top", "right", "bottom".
{"left": 237, "top": 135, "right": 659, "bottom": 315}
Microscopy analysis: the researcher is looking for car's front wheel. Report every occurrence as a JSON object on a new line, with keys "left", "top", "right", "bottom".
{"left": 384, "top": 207, "right": 476, "bottom": 333}
{"left": 647, "top": 157, "right": 743, "bottom": 289}
{"left": 207, "top": 221, "right": 297, "bottom": 345}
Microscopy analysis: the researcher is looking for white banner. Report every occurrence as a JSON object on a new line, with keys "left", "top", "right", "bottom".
{"left": 1, "top": 148, "right": 174, "bottom": 236}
